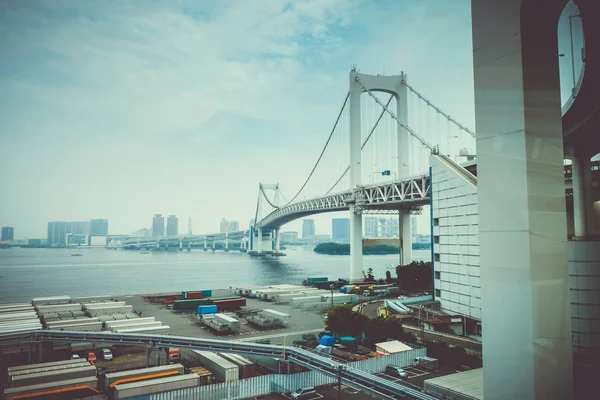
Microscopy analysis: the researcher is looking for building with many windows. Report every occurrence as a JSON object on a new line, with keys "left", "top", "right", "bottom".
{"left": 229, "top": 220, "right": 239, "bottom": 232}
{"left": 332, "top": 218, "right": 350, "bottom": 242}
{"left": 1, "top": 226, "right": 14, "bottom": 241}
{"left": 302, "top": 219, "right": 315, "bottom": 239}
{"left": 364, "top": 216, "right": 378, "bottom": 238}
{"left": 69, "top": 221, "right": 90, "bottom": 235}
{"left": 47, "top": 221, "right": 68, "bottom": 245}
{"left": 280, "top": 231, "right": 299, "bottom": 243}
{"left": 167, "top": 215, "right": 179, "bottom": 236}
{"left": 152, "top": 214, "right": 165, "bottom": 237}
{"left": 90, "top": 219, "right": 108, "bottom": 236}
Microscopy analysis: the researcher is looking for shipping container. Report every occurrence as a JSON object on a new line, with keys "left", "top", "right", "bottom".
{"left": 36, "top": 303, "right": 82, "bottom": 313}
{"left": 180, "top": 350, "right": 238, "bottom": 382}
{"left": 0, "top": 302, "right": 32, "bottom": 309}
{"left": 197, "top": 305, "right": 218, "bottom": 315}
{"left": 104, "top": 364, "right": 184, "bottom": 392}
{"left": 87, "top": 305, "right": 133, "bottom": 317}
{"left": 173, "top": 298, "right": 210, "bottom": 311}
{"left": 212, "top": 298, "right": 246, "bottom": 311}
{"left": 8, "top": 358, "right": 88, "bottom": 373}
{"left": 46, "top": 317, "right": 99, "bottom": 327}
{"left": 51, "top": 321, "right": 103, "bottom": 332}
{"left": 114, "top": 325, "right": 170, "bottom": 335}
{"left": 0, "top": 312, "right": 39, "bottom": 321}
{"left": 74, "top": 295, "right": 114, "bottom": 303}
{"left": 306, "top": 277, "right": 329, "bottom": 284}
{"left": 0, "top": 306, "right": 35, "bottom": 314}
{"left": 9, "top": 364, "right": 97, "bottom": 387}
{"left": 31, "top": 296, "right": 71, "bottom": 306}
{"left": 260, "top": 309, "right": 291, "bottom": 326}
{"left": 2, "top": 377, "right": 98, "bottom": 400}
{"left": 113, "top": 374, "right": 200, "bottom": 400}
{"left": 182, "top": 289, "right": 212, "bottom": 299}
{"left": 213, "top": 313, "right": 239, "bottom": 330}
{"left": 84, "top": 301, "right": 126, "bottom": 309}
{"left": 217, "top": 353, "right": 257, "bottom": 379}
{"left": 290, "top": 296, "right": 323, "bottom": 306}
{"left": 105, "top": 317, "right": 155, "bottom": 329}
{"left": 8, "top": 360, "right": 90, "bottom": 377}
{"left": 111, "top": 322, "right": 163, "bottom": 332}
{"left": 208, "top": 296, "right": 242, "bottom": 302}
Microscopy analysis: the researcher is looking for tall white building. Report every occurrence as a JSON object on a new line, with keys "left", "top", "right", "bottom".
{"left": 364, "top": 216, "right": 378, "bottom": 238}
{"left": 167, "top": 215, "right": 178, "bottom": 236}
{"left": 229, "top": 221, "right": 239, "bottom": 232}
{"left": 220, "top": 219, "right": 230, "bottom": 233}
{"left": 431, "top": 156, "right": 481, "bottom": 327}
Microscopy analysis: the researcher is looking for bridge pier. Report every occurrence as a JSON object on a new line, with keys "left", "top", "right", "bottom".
{"left": 399, "top": 211, "right": 412, "bottom": 265}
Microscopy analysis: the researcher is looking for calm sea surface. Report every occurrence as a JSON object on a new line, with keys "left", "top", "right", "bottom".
{"left": 0, "top": 247, "right": 431, "bottom": 302}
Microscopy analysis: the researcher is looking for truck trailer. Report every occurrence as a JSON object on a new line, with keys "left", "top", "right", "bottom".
{"left": 181, "top": 350, "right": 238, "bottom": 382}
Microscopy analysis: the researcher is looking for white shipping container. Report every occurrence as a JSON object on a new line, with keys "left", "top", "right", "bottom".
{"left": 111, "top": 322, "right": 163, "bottom": 332}
{"left": 213, "top": 313, "right": 239, "bottom": 330}
{"left": 31, "top": 296, "right": 71, "bottom": 306}
{"left": 84, "top": 301, "right": 126, "bottom": 309}
{"left": 46, "top": 317, "right": 99, "bottom": 326}
{"left": 113, "top": 374, "right": 199, "bottom": 400}
{"left": 181, "top": 350, "right": 238, "bottom": 382}
{"left": 88, "top": 306, "right": 133, "bottom": 317}
{"left": 105, "top": 317, "right": 155, "bottom": 329}
{"left": 0, "top": 312, "right": 38, "bottom": 321}
{"left": 115, "top": 325, "right": 170, "bottom": 334}
{"left": 260, "top": 309, "right": 291, "bottom": 325}
{"left": 48, "top": 322, "right": 103, "bottom": 332}
{"left": 36, "top": 303, "right": 82, "bottom": 313}
{"left": 290, "top": 296, "right": 323, "bottom": 306}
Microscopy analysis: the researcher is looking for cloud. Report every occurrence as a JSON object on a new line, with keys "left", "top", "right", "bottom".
{"left": 0, "top": 0, "right": 474, "bottom": 237}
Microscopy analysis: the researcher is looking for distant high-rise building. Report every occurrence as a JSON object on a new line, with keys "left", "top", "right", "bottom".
{"left": 280, "top": 231, "right": 299, "bottom": 243}
{"left": 47, "top": 221, "right": 68, "bottom": 245}
{"left": 383, "top": 217, "right": 399, "bottom": 238}
{"left": 68, "top": 221, "right": 90, "bottom": 235}
{"left": 188, "top": 217, "right": 192, "bottom": 235}
{"left": 332, "top": 218, "right": 350, "bottom": 242}
{"left": 229, "top": 220, "right": 239, "bottom": 232}
{"left": 1, "top": 227, "right": 14, "bottom": 241}
{"left": 220, "top": 219, "right": 230, "bottom": 233}
{"left": 90, "top": 219, "right": 108, "bottom": 236}
{"left": 167, "top": 215, "right": 178, "bottom": 236}
{"left": 132, "top": 228, "right": 151, "bottom": 237}
{"left": 152, "top": 214, "right": 165, "bottom": 237}
{"left": 411, "top": 215, "right": 417, "bottom": 240}
{"left": 364, "top": 216, "right": 378, "bottom": 238}
{"left": 302, "top": 219, "right": 315, "bottom": 239}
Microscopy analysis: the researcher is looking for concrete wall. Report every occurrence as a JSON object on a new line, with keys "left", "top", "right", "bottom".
{"left": 431, "top": 155, "right": 481, "bottom": 320}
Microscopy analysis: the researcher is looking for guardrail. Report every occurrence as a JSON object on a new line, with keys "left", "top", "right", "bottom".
{"left": 0, "top": 330, "right": 437, "bottom": 400}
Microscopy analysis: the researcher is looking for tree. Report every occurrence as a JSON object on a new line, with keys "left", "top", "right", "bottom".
{"left": 364, "top": 316, "right": 404, "bottom": 345}
{"left": 366, "top": 268, "right": 374, "bottom": 281}
{"left": 385, "top": 271, "right": 393, "bottom": 283}
{"left": 326, "top": 305, "right": 369, "bottom": 337}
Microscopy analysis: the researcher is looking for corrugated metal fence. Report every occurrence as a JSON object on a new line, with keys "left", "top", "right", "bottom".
{"left": 351, "top": 347, "right": 426, "bottom": 373}
{"left": 132, "top": 348, "right": 425, "bottom": 400}
{"left": 138, "top": 371, "right": 335, "bottom": 400}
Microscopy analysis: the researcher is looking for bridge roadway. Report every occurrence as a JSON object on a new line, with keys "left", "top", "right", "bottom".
{"left": 123, "top": 159, "right": 598, "bottom": 247}
{"left": 0, "top": 330, "right": 435, "bottom": 400}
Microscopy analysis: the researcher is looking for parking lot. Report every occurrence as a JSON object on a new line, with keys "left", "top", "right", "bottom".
{"left": 250, "top": 383, "right": 378, "bottom": 400}
{"left": 375, "top": 364, "right": 461, "bottom": 388}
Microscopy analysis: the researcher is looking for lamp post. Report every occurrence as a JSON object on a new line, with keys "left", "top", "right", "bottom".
{"left": 283, "top": 333, "right": 290, "bottom": 360}
{"left": 330, "top": 284, "right": 334, "bottom": 308}
{"left": 335, "top": 364, "right": 346, "bottom": 400}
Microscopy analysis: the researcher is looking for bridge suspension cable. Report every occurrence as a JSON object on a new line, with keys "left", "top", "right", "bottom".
{"left": 269, "top": 92, "right": 350, "bottom": 208}
{"left": 355, "top": 76, "right": 435, "bottom": 151}
{"left": 325, "top": 94, "right": 394, "bottom": 195}
{"left": 404, "top": 82, "right": 476, "bottom": 138}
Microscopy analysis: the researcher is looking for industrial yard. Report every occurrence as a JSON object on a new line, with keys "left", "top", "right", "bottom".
{"left": 0, "top": 280, "right": 446, "bottom": 400}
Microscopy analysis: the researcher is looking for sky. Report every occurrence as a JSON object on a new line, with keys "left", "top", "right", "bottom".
{"left": 0, "top": 0, "right": 577, "bottom": 239}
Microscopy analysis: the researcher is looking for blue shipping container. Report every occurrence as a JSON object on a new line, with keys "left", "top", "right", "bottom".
{"left": 319, "top": 335, "right": 336, "bottom": 346}
{"left": 307, "top": 277, "right": 328, "bottom": 284}
{"left": 197, "top": 305, "right": 218, "bottom": 315}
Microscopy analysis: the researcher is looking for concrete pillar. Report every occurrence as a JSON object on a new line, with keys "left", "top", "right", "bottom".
{"left": 274, "top": 228, "right": 280, "bottom": 252}
{"left": 472, "top": 1, "right": 573, "bottom": 399}
{"left": 225, "top": 234, "right": 229, "bottom": 250}
{"left": 257, "top": 228, "right": 263, "bottom": 253}
{"left": 572, "top": 154, "right": 586, "bottom": 236}
{"left": 399, "top": 211, "right": 412, "bottom": 265}
{"left": 581, "top": 155, "right": 596, "bottom": 235}
{"left": 349, "top": 71, "right": 363, "bottom": 282}
{"left": 397, "top": 74, "right": 410, "bottom": 178}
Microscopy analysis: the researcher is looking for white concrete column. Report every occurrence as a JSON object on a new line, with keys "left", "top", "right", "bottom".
{"left": 397, "top": 74, "right": 410, "bottom": 178}
{"left": 203, "top": 239, "right": 207, "bottom": 249}
{"left": 225, "top": 234, "right": 229, "bottom": 250}
{"left": 472, "top": 1, "right": 573, "bottom": 399}
{"left": 274, "top": 228, "right": 280, "bottom": 252}
{"left": 349, "top": 71, "right": 363, "bottom": 283}
{"left": 349, "top": 207, "right": 363, "bottom": 282}
{"left": 399, "top": 211, "right": 412, "bottom": 265}
{"left": 572, "top": 154, "right": 586, "bottom": 237}
{"left": 257, "top": 228, "right": 263, "bottom": 253}
{"left": 581, "top": 155, "right": 596, "bottom": 235}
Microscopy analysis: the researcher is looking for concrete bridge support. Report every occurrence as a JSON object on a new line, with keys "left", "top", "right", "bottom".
{"left": 472, "top": 0, "right": 573, "bottom": 398}
{"left": 274, "top": 228, "right": 281, "bottom": 252}
{"left": 399, "top": 212, "right": 412, "bottom": 265}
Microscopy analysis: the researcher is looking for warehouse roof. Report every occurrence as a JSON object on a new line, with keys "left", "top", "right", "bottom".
{"left": 375, "top": 340, "right": 413, "bottom": 354}
{"left": 424, "top": 368, "right": 483, "bottom": 400}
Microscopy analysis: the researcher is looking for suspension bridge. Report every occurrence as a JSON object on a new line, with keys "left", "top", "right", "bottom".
{"left": 122, "top": 68, "right": 595, "bottom": 282}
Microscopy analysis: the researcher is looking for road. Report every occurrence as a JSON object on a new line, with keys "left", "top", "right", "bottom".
{"left": 249, "top": 383, "right": 379, "bottom": 400}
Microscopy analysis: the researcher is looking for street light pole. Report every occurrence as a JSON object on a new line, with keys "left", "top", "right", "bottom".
{"left": 330, "top": 284, "right": 334, "bottom": 308}
{"left": 337, "top": 364, "right": 345, "bottom": 400}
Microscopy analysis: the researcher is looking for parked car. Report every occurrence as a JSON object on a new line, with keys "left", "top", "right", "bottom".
{"left": 71, "top": 354, "right": 80, "bottom": 360}
{"left": 385, "top": 365, "right": 408, "bottom": 379}
{"left": 101, "top": 348, "right": 113, "bottom": 361}
{"left": 87, "top": 351, "right": 96, "bottom": 363}
{"left": 290, "top": 387, "right": 317, "bottom": 398}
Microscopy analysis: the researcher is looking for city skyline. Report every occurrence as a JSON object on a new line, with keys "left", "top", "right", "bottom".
{"left": 0, "top": 0, "right": 476, "bottom": 238}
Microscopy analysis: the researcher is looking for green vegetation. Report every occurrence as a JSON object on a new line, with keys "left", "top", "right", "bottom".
{"left": 314, "top": 243, "right": 400, "bottom": 255}
{"left": 396, "top": 261, "right": 433, "bottom": 291}
{"left": 325, "top": 305, "right": 418, "bottom": 345}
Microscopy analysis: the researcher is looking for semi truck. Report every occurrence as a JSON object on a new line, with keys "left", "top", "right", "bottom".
{"left": 413, "top": 356, "right": 439, "bottom": 372}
